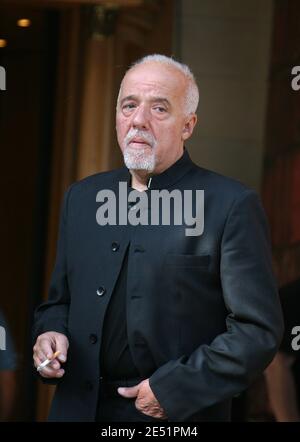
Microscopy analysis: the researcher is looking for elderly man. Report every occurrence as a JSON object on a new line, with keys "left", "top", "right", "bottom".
{"left": 33, "top": 54, "right": 283, "bottom": 422}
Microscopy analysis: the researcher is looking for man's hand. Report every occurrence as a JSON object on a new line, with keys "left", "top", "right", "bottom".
{"left": 33, "top": 332, "right": 69, "bottom": 378}
{"left": 117, "top": 379, "right": 167, "bottom": 420}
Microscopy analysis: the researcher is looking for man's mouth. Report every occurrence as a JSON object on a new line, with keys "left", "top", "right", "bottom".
{"left": 128, "top": 138, "right": 151, "bottom": 147}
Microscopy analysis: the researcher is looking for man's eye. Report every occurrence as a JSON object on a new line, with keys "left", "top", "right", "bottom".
{"left": 154, "top": 106, "right": 166, "bottom": 113}
{"left": 123, "top": 103, "right": 136, "bottom": 110}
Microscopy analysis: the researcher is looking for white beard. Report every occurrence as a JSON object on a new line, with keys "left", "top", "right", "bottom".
{"left": 123, "top": 147, "right": 156, "bottom": 171}
{"left": 122, "top": 129, "right": 157, "bottom": 172}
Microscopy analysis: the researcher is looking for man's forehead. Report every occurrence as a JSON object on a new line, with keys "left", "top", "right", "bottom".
{"left": 120, "top": 63, "right": 186, "bottom": 97}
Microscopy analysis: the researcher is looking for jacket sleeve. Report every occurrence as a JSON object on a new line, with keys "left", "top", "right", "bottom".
{"left": 149, "top": 189, "right": 284, "bottom": 421}
{"left": 32, "top": 186, "right": 73, "bottom": 345}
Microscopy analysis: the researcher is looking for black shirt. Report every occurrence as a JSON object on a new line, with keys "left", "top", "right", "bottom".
{"left": 99, "top": 243, "right": 140, "bottom": 380}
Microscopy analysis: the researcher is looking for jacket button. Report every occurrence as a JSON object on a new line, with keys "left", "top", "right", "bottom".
{"left": 96, "top": 286, "right": 106, "bottom": 296}
{"left": 85, "top": 381, "right": 93, "bottom": 391}
{"left": 89, "top": 334, "right": 98, "bottom": 344}
{"left": 111, "top": 242, "right": 119, "bottom": 252}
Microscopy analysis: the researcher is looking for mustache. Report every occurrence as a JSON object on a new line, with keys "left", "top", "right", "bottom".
{"left": 124, "top": 129, "right": 156, "bottom": 148}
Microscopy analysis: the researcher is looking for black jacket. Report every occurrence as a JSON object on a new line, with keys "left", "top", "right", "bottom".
{"left": 33, "top": 149, "right": 284, "bottom": 421}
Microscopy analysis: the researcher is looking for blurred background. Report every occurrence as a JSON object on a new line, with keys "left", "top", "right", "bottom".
{"left": 0, "top": 0, "right": 299, "bottom": 422}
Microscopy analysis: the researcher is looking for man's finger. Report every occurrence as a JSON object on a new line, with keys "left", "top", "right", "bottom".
{"left": 54, "top": 336, "right": 68, "bottom": 363}
{"left": 57, "top": 353, "right": 67, "bottom": 363}
{"left": 35, "top": 338, "right": 54, "bottom": 360}
{"left": 33, "top": 344, "right": 49, "bottom": 361}
{"left": 33, "top": 355, "right": 42, "bottom": 368}
{"left": 49, "top": 359, "right": 61, "bottom": 370}
{"left": 117, "top": 384, "right": 140, "bottom": 398}
{"left": 34, "top": 349, "right": 50, "bottom": 363}
{"left": 39, "top": 367, "right": 65, "bottom": 379}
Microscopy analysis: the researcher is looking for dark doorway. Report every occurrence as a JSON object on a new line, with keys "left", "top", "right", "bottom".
{"left": 0, "top": 5, "right": 59, "bottom": 420}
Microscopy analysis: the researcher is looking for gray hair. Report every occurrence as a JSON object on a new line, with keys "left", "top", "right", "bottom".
{"left": 119, "top": 54, "right": 199, "bottom": 115}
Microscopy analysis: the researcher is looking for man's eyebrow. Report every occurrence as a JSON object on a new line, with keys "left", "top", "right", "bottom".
{"left": 150, "top": 97, "right": 170, "bottom": 107}
{"left": 120, "top": 95, "right": 137, "bottom": 105}
{"left": 120, "top": 95, "right": 171, "bottom": 107}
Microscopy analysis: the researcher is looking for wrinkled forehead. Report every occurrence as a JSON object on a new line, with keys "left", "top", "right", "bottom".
{"left": 119, "top": 62, "right": 188, "bottom": 101}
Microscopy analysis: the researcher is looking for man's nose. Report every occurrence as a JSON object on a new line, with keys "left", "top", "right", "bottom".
{"left": 132, "top": 105, "right": 150, "bottom": 130}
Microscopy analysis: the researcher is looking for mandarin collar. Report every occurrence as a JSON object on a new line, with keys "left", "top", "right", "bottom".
{"left": 118, "top": 148, "right": 194, "bottom": 190}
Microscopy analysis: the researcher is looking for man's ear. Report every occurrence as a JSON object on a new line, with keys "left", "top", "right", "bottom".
{"left": 182, "top": 114, "right": 197, "bottom": 141}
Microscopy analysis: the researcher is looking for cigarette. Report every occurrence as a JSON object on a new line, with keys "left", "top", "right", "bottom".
{"left": 36, "top": 351, "right": 61, "bottom": 372}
